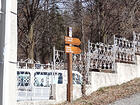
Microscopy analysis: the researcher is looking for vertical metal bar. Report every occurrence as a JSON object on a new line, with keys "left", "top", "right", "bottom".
{"left": 53, "top": 46, "right": 56, "bottom": 69}
{"left": 86, "top": 40, "right": 90, "bottom": 83}
{"left": 113, "top": 35, "right": 116, "bottom": 72}
{"left": 67, "top": 27, "right": 73, "bottom": 102}
{"left": 31, "top": 70, "right": 35, "bottom": 99}
{"left": 133, "top": 31, "right": 136, "bottom": 63}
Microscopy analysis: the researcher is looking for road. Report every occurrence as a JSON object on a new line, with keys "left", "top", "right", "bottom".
{"left": 110, "top": 93, "right": 140, "bottom": 105}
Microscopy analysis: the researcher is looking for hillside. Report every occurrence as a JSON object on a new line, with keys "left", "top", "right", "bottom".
{"left": 59, "top": 78, "right": 140, "bottom": 105}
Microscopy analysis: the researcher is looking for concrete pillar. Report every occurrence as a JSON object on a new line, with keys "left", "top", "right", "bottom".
{"left": 0, "top": 0, "right": 17, "bottom": 105}
{"left": 136, "top": 55, "right": 140, "bottom": 77}
{"left": 0, "top": 0, "right": 5, "bottom": 104}
{"left": 0, "top": 0, "right": 6, "bottom": 104}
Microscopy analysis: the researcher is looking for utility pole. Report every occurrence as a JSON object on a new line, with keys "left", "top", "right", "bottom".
{"left": 0, "top": 0, "right": 17, "bottom": 105}
{"left": 67, "top": 27, "right": 73, "bottom": 102}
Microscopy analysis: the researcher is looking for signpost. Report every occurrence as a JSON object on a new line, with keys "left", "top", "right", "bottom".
{"left": 65, "top": 27, "right": 81, "bottom": 102}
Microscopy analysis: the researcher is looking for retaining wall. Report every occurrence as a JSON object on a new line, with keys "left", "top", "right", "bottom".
{"left": 17, "top": 55, "right": 140, "bottom": 105}
{"left": 54, "top": 55, "right": 140, "bottom": 104}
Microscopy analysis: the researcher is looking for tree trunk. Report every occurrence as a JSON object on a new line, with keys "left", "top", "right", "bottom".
{"left": 28, "top": 24, "right": 35, "bottom": 60}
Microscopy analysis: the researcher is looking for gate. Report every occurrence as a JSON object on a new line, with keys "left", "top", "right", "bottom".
{"left": 17, "top": 59, "right": 55, "bottom": 101}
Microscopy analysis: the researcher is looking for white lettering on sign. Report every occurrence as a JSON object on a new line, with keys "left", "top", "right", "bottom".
{"left": 65, "top": 37, "right": 73, "bottom": 42}
{"left": 65, "top": 46, "right": 73, "bottom": 53}
{"left": 69, "top": 27, "right": 72, "bottom": 37}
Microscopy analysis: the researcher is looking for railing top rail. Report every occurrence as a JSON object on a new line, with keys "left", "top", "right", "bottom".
{"left": 17, "top": 58, "right": 53, "bottom": 70}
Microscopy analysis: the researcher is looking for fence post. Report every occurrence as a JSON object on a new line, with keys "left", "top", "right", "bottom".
{"left": 133, "top": 31, "right": 136, "bottom": 63}
{"left": 113, "top": 35, "right": 117, "bottom": 72}
{"left": 53, "top": 46, "right": 56, "bottom": 69}
{"left": 86, "top": 40, "right": 91, "bottom": 83}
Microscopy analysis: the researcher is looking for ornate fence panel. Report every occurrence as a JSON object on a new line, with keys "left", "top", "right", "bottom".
{"left": 17, "top": 70, "right": 54, "bottom": 101}
{"left": 17, "top": 59, "right": 56, "bottom": 101}
{"left": 133, "top": 31, "right": 140, "bottom": 55}
{"left": 53, "top": 47, "right": 91, "bottom": 83}
{"left": 17, "top": 58, "right": 84, "bottom": 103}
{"left": 53, "top": 34, "right": 138, "bottom": 73}
{"left": 53, "top": 46, "right": 87, "bottom": 72}
{"left": 72, "top": 53, "right": 91, "bottom": 83}
{"left": 114, "top": 36, "right": 135, "bottom": 63}
{"left": 73, "top": 53, "right": 85, "bottom": 71}
{"left": 17, "top": 58, "right": 53, "bottom": 69}
{"left": 53, "top": 46, "right": 66, "bottom": 70}
{"left": 88, "top": 41, "right": 115, "bottom": 71}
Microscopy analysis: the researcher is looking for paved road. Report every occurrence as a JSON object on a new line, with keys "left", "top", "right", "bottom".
{"left": 110, "top": 93, "right": 140, "bottom": 105}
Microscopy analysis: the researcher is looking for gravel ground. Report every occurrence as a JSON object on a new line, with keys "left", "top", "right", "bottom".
{"left": 109, "top": 93, "right": 140, "bottom": 105}
{"left": 58, "top": 78, "right": 140, "bottom": 105}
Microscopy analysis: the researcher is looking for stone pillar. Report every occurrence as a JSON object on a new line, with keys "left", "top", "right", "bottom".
{"left": 1, "top": 0, "right": 17, "bottom": 105}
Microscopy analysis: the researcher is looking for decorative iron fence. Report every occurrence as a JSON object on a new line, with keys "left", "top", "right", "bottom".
{"left": 88, "top": 41, "right": 115, "bottom": 72}
{"left": 53, "top": 46, "right": 87, "bottom": 72}
{"left": 16, "top": 60, "right": 83, "bottom": 102}
{"left": 53, "top": 46, "right": 66, "bottom": 70}
{"left": 17, "top": 59, "right": 56, "bottom": 101}
{"left": 16, "top": 31, "right": 140, "bottom": 103}
{"left": 17, "top": 69, "right": 55, "bottom": 101}
{"left": 114, "top": 36, "right": 135, "bottom": 63}
{"left": 133, "top": 31, "right": 140, "bottom": 55}
{"left": 17, "top": 58, "right": 54, "bottom": 70}
{"left": 53, "top": 46, "right": 90, "bottom": 84}
{"left": 52, "top": 33, "right": 140, "bottom": 73}
{"left": 73, "top": 53, "right": 85, "bottom": 71}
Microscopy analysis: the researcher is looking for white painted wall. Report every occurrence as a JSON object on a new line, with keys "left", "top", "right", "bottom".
{"left": 54, "top": 55, "right": 140, "bottom": 104}
{"left": 85, "top": 57, "right": 140, "bottom": 96}
{"left": 49, "top": 84, "right": 82, "bottom": 104}
{"left": 136, "top": 55, "right": 140, "bottom": 77}
{"left": 17, "top": 55, "right": 140, "bottom": 105}
{"left": 90, "top": 72, "right": 118, "bottom": 92}
{"left": 116, "top": 63, "right": 137, "bottom": 84}
{"left": 17, "top": 84, "right": 82, "bottom": 105}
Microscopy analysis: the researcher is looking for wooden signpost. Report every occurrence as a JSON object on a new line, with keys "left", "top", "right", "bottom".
{"left": 65, "top": 27, "right": 81, "bottom": 102}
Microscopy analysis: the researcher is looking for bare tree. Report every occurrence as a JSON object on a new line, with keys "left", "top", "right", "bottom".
{"left": 18, "top": 0, "right": 43, "bottom": 60}
{"left": 18, "top": 0, "right": 66, "bottom": 63}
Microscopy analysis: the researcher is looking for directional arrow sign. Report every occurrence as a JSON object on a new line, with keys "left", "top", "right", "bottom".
{"left": 65, "top": 45, "right": 82, "bottom": 54}
{"left": 65, "top": 36, "right": 81, "bottom": 45}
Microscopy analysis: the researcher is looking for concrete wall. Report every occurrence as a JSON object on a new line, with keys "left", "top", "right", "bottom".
{"left": 136, "top": 55, "right": 140, "bottom": 77}
{"left": 51, "top": 84, "right": 82, "bottom": 104}
{"left": 53, "top": 55, "right": 140, "bottom": 104}
{"left": 90, "top": 72, "right": 118, "bottom": 92}
{"left": 17, "top": 55, "right": 140, "bottom": 105}
{"left": 116, "top": 63, "right": 137, "bottom": 84}
{"left": 55, "top": 84, "right": 67, "bottom": 103}
{"left": 85, "top": 55, "right": 140, "bottom": 97}
{"left": 17, "top": 84, "right": 82, "bottom": 105}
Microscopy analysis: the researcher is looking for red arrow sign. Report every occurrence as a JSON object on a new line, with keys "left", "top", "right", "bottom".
{"left": 65, "top": 36, "right": 81, "bottom": 45}
{"left": 65, "top": 45, "right": 82, "bottom": 54}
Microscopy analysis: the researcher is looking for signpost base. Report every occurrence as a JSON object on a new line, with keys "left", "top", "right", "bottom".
{"left": 67, "top": 53, "right": 73, "bottom": 102}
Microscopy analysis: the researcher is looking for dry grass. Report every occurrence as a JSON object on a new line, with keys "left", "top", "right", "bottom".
{"left": 57, "top": 78, "right": 140, "bottom": 105}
